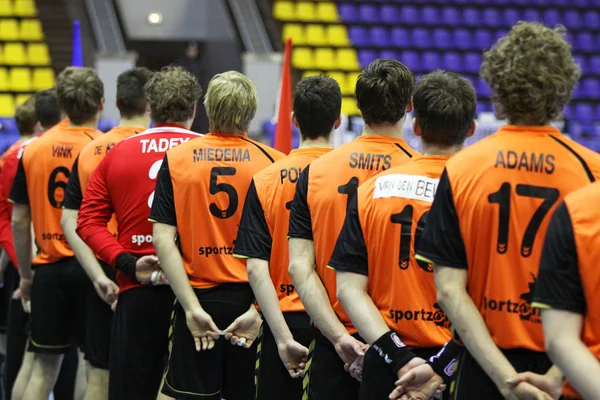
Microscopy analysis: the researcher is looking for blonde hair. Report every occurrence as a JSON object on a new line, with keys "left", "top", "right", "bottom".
{"left": 481, "top": 22, "right": 580, "bottom": 125}
{"left": 145, "top": 66, "right": 202, "bottom": 124}
{"left": 56, "top": 67, "right": 104, "bottom": 125}
{"left": 14, "top": 96, "right": 37, "bottom": 134}
{"left": 204, "top": 71, "right": 258, "bottom": 134}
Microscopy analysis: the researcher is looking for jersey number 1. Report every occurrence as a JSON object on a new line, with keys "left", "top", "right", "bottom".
{"left": 391, "top": 206, "right": 432, "bottom": 271}
{"left": 47, "top": 166, "right": 70, "bottom": 209}
{"left": 488, "top": 183, "right": 559, "bottom": 257}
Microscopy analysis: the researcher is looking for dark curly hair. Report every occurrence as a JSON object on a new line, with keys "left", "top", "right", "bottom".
{"left": 480, "top": 22, "right": 581, "bottom": 126}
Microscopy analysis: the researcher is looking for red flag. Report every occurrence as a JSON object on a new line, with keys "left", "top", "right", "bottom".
{"left": 274, "top": 38, "right": 293, "bottom": 154}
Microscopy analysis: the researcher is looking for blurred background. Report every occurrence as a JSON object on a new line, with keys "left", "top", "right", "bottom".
{"left": 0, "top": 0, "right": 598, "bottom": 152}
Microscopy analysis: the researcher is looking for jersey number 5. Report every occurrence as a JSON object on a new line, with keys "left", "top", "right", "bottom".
{"left": 488, "top": 183, "right": 559, "bottom": 257}
{"left": 47, "top": 166, "right": 70, "bottom": 209}
{"left": 210, "top": 167, "right": 238, "bottom": 219}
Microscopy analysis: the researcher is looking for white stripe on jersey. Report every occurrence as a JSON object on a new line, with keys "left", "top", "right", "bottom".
{"left": 373, "top": 173, "right": 439, "bottom": 203}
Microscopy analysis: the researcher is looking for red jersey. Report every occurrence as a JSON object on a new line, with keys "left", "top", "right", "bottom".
{"left": 77, "top": 125, "right": 202, "bottom": 292}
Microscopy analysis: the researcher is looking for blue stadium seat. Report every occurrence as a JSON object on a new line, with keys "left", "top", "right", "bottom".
{"left": 589, "top": 55, "right": 600, "bottom": 73}
{"left": 512, "top": 0, "right": 529, "bottom": 5}
{"left": 412, "top": 28, "right": 431, "bottom": 48}
{"left": 474, "top": 29, "right": 493, "bottom": 49}
{"left": 565, "top": 10, "right": 582, "bottom": 29}
{"left": 502, "top": 8, "right": 520, "bottom": 27}
{"left": 421, "top": 6, "right": 439, "bottom": 25}
{"left": 441, "top": 7, "right": 460, "bottom": 26}
{"left": 349, "top": 26, "right": 370, "bottom": 47}
{"left": 422, "top": 51, "right": 441, "bottom": 70}
{"left": 584, "top": 11, "right": 600, "bottom": 30}
{"left": 464, "top": 53, "right": 482, "bottom": 73}
{"left": 573, "top": 82, "right": 583, "bottom": 99}
{"left": 483, "top": 9, "right": 501, "bottom": 28}
{"left": 543, "top": 9, "right": 561, "bottom": 27}
{"left": 463, "top": 8, "right": 480, "bottom": 27}
{"left": 359, "top": 4, "right": 379, "bottom": 23}
{"left": 401, "top": 6, "right": 419, "bottom": 24}
{"left": 432, "top": 28, "right": 451, "bottom": 49}
{"left": 400, "top": 50, "right": 420, "bottom": 71}
{"left": 582, "top": 78, "right": 600, "bottom": 99}
{"left": 477, "top": 77, "right": 492, "bottom": 97}
{"left": 563, "top": 104, "right": 572, "bottom": 119}
{"left": 380, "top": 50, "right": 398, "bottom": 60}
{"left": 454, "top": 29, "right": 472, "bottom": 50}
{"left": 370, "top": 27, "right": 390, "bottom": 47}
{"left": 338, "top": 4, "right": 359, "bottom": 22}
{"left": 391, "top": 27, "right": 410, "bottom": 47}
{"left": 574, "top": 103, "right": 594, "bottom": 121}
{"left": 381, "top": 5, "right": 401, "bottom": 24}
{"left": 443, "top": 52, "right": 461, "bottom": 71}
{"left": 574, "top": 54, "right": 587, "bottom": 74}
{"left": 576, "top": 32, "right": 595, "bottom": 52}
{"left": 358, "top": 49, "right": 377, "bottom": 68}
{"left": 597, "top": 104, "right": 600, "bottom": 120}
{"left": 477, "top": 101, "right": 489, "bottom": 113}
{"left": 495, "top": 30, "right": 508, "bottom": 42}
{"left": 523, "top": 9, "right": 541, "bottom": 22}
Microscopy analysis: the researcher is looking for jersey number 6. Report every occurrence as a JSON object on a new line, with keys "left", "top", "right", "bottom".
{"left": 47, "top": 166, "right": 70, "bottom": 209}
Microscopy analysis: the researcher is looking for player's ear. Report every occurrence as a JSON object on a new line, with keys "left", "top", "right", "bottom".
{"left": 34, "top": 121, "right": 43, "bottom": 134}
{"left": 412, "top": 118, "right": 421, "bottom": 137}
{"left": 333, "top": 114, "right": 342, "bottom": 130}
{"left": 405, "top": 96, "right": 413, "bottom": 113}
{"left": 467, "top": 120, "right": 476, "bottom": 138}
{"left": 291, "top": 112, "right": 299, "bottom": 129}
{"left": 98, "top": 98, "right": 105, "bottom": 112}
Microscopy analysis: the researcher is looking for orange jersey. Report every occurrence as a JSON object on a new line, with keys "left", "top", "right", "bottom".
{"left": 417, "top": 125, "right": 600, "bottom": 351}
{"left": 234, "top": 147, "right": 332, "bottom": 313}
{"left": 288, "top": 135, "right": 419, "bottom": 333}
{"left": 330, "top": 156, "right": 452, "bottom": 347}
{"left": 150, "top": 133, "right": 285, "bottom": 288}
{"left": 534, "top": 183, "right": 600, "bottom": 400}
{"left": 9, "top": 125, "right": 102, "bottom": 264}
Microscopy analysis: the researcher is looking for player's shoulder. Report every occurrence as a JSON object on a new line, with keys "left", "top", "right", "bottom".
{"left": 551, "top": 134, "right": 600, "bottom": 174}
{"left": 239, "top": 135, "right": 285, "bottom": 160}
{"left": 564, "top": 180, "right": 600, "bottom": 214}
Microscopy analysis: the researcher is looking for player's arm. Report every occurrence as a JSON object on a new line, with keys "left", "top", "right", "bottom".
{"left": 288, "top": 167, "right": 363, "bottom": 364}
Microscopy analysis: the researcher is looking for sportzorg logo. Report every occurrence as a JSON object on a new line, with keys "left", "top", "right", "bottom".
{"left": 482, "top": 274, "right": 541, "bottom": 324}
{"left": 387, "top": 303, "right": 450, "bottom": 328}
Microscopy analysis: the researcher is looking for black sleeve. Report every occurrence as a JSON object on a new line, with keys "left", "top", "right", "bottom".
{"left": 9, "top": 158, "right": 29, "bottom": 205}
{"left": 233, "top": 180, "right": 273, "bottom": 261}
{"left": 329, "top": 194, "right": 368, "bottom": 275}
{"left": 63, "top": 156, "right": 83, "bottom": 210}
{"left": 149, "top": 155, "right": 177, "bottom": 226}
{"left": 533, "top": 202, "right": 585, "bottom": 315}
{"left": 416, "top": 169, "right": 467, "bottom": 269}
{"left": 288, "top": 164, "right": 313, "bottom": 239}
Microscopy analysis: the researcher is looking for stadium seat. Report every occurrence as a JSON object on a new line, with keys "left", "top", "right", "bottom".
{"left": 370, "top": 27, "right": 389, "bottom": 48}
{"left": 589, "top": 55, "right": 600, "bottom": 73}
{"left": 494, "top": 30, "right": 508, "bottom": 42}
{"left": 273, "top": 1, "right": 294, "bottom": 20}
{"left": 477, "top": 101, "right": 489, "bottom": 113}
{"left": 0, "top": 1, "right": 14, "bottom": 16}
{"left": 390, "top": 27, "right": 409, "bottom": 48}
{"left": 349, "top": 26, "right": 370, "bottom": 47}
{"left": 523, "top": 9, "right": 541, "bottom": 22}
{"left": 14, "top": 0, "right": 37, "bottom": 16}
{"left": 296, "top": 2, "right": 316, "bottom": 21}
{"left": 316, "top": 2, "right": 338, "bottom": 22}
{"left": 346, "top": 72, "right": 359, "bottom": 94}
{"left": 421, "top": 6, "right": 440, "bottom": 25}
{"left": 502, "top": 8, "right": 520, "bottom": 27}
{"left": 336, "top": 48, "right": 359, "bottom": 70}
{"left": 477, "top": 77, "right": 492, "bottom": 97}
{"left": 341, "top": 97, "right": 359, "bottom": 116}
{"left": 0, "top": 19, "right": 19, "bottom": 41}
{"left": 443, "top": 52, "right": 461, "bottom": 72}
{"left": 3, "top": 43, "right": 26, "bottom": 65}
{"left": 584, "top": 11, "right": 600, "bottom": 30}
{"left": 0, "top": 95, "right": 15, "bottom": 117}
{"left": 543, "top": 9, "right": 560, "bottom": 27}
{"left": 19, "top": 19, "right": 44, "bottom": 41}
{"left": 463, "top": 8, "right": 481, "bottom": 27}
{"left": 292, "top": 48, "right": 314, "bottom": 69}
{"left": 454, "top": 29, "right": 472, "bottom": 50}
{"left": 358, "top": 49, "right": 377, "bottom": 68}
{"left": 9, "top": 67, "right": 31, "bottom": 92}
{"left": 422, "top": 51, "right": 441, "bottom": 70}
{"left": 305, "top": 24, "right": 327, "bottom": 46}
{"left": 412, "top": 28, "right": 431, "bottom": 48}
{"left": 432, "top": 28, "right": 451, "bottom": 49}
{"left": 28, "top": 43, "right": 50, "bottom": 65}
{"left": 359, "top": 4, "right": 379, "bottom": 23}
{"left": 483, "top": 9, "right": 501, "bottom": 27}
{"left": 574, "top": 103, "right": 594, "bottom": 121}
{"left": 327, "top": 71, "right": 349, "bottom": 94}
{"left": 380, "top": 50, "right": 397, "bottom": 60}
{"left": 338, "top": 4, "right": 358, "bottom": 23}
{"left": 573, "top": 54, "right": 587, "bottom": 73}
{"left": 301, "top": 70, "right": 320, "bottom": 79}
{"left": 326, "top": 25, "right": 350, "bottom": 47}
{"left": 400, "top": 51, "right": 420, "bottom": 71}
{"left": 15, "top": 94, "right": 31, "bottom": 106}
{"left": 33, "top": 68, "right": 55, "bottom": 90}
{"left": 441, "top": 7, "right": 460, "bottom": 26}
{"left": 400, "top": 6, "right": 419, "bottom": 24}
{"left": 282, "top": 24, "right": 304, "bottom": 45}
{"left": 464, "top": 53, "right": 481, "bottom": 73}
{"left": 314, "top": 48, "right": 335, "bottom": 70}
{"left": 575, "top": 32, "right": 594, "bottom": 52}
{"left": 564, "top": 10, "right": 581, "bottom": 29}
{"left": 474, "top": 29, "right": 493, "bottom": 49}
{"left": 582, "top": 78, "right": 600, "bottom": 99}
{"left": 380, "top": 5, "right": 400, "bottom": 24}
{"left": 0, "top": 68, "right": 7, "bottom": 91}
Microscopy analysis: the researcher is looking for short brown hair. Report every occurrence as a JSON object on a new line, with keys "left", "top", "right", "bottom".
{"left": 116, "top": 67, "right": 153, "bottom": 119}
{"left": 413, "top": 70, "right": 476, "bottom": 147}
{"left": 293, "top": 75, "right": 342, "bottom": 140}
{"left": 56, "top": 67, "right": 104, "bottom": 125}
{"left": 204, "top": 71, "right": 257, "bottom": 134}
{"left": 481, "top": 22, "right": 581, "bottom": 126}
{"left": 145, "top": 66, "right": 202, "bottom": 125}
{"left": 14, "top": 96, "right": 37, "bottom": 134}
{"left": 356, "top": 59, "right": 415, "bottom": 126}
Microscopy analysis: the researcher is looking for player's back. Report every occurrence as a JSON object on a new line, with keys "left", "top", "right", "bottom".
{"left": 254, "top": 147, "right": 331, "bottom": 312}
{"left": 444, "top": 125, "right": 600, "bottom": 351}
{"left": 166, "top": 133, "right": 285, "bottom": 288}
{"left": 294, "top": 134, "right": 419, "bottom": 331}
{"left": 18, "top": 125, "right": 101, "bottom": 264}
{"left": 356, "top": 156, "right": 451, "bottom": 347}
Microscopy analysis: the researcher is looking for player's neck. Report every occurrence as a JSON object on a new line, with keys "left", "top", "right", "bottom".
{"left": 362, "top": 121, "right": 405, "bottom": 140}
{"left": 299, "top": 137, "right": 331, "bottom": 149}
{"left": 421, "top": 142, "right": 463, "bottom": 157}
{"left": 69, "top": 120, "right": 99, "bottom": 130}
{"left": 119, "top": 115, "right": 150, "bottom": 129}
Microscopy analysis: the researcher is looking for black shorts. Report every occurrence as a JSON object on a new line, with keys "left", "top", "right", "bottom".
{"left": 0, "top": 263, "right": 19, "bottom": 333}
{"left": 359, "top": 346, "right": 445, "bottom": 400}
{"left": 255, "top": 312, "right": 314, "bottom": 400}
{"left": 109, "top": 285, "right": 174, "bottom": 400}
{"left": 304, "top": 329, "right": 362, "bottom": 400}
{"left": 162, "top": 283, "right": 257, "bottom": 400}
{"left": 450, "top": 348, "right": 552, "bottom": 400}
{"left": 29, "top": 257, "right": 90, "bottom": 353}
{"left": 84, "top": 260, "right": 116, "bottom": 369}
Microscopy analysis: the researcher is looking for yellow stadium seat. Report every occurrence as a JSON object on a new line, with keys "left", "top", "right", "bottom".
{"left": 302, "top": 70, "right": 321, "bottom": 79}
{"left": 292, "top": 47, "right": 314, "bottom": 69}
{"left": 3, "top": 43, "right": 26, "bottom": 65}
{"left": 33, "top": 68, "right": 55, "bottom": 90}
{"left": 14, "top": 0, "right": 37, "bottom": 16}
{"left": 15, "top": 94, "right": 32, "bottom": 106}
{"left": 28, "top": 43, "right": 50, "bottom": 66}
{"left": 336, "top": 48, "right": 359, "bottom": 70}
{"left": 273, "top": 1, "right": 294, "bottom": 21}
{"left": 346, "top": 72, "right": 359, "bottom": 94}
{"left": 0, "top": 19, "right": 19, "bottom": 40}
{"left": 296, "top": 2, "right": 315, "bottom": 21}
{"left": 327, "top": 71, "right": 349, "bottom": 94}
{"left": 0, "top": 1, "right": 14, "bottom": 16}
{"left": 326, "top": 25, "right": 350, "bottom": 46}
{"left": 316, "top": 2, "right": 339, "bottom": 22}
{"left": 314, "top": 48, "right": 335, "bottom": 70}
{"left": 282, "top": 24, "right": 304, "bottom": 45}
{"left": 342, "top": 97, "right": 359, "bottom": 116}
{"left": 305, "top": 24, "right": 327, "bottom": 46}
{"left": 9, "top": 67, "right": 32, "bottom": 92}
{"left": 0, "top": 68, "right": 7, "bottom": 91}
{"left": 0, "top": 95, "right": 15, "bottom": 117}
{"left": 20, "top": 19, "right": 44, "bottom": 41}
